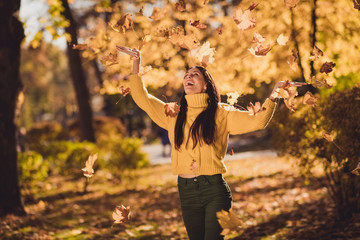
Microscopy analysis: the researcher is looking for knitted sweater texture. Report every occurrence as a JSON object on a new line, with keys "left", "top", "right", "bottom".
{"left": 130, "top": 74, "right": 277, "bottom": 175}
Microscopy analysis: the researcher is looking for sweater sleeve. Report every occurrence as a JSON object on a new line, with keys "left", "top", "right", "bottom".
{"left": 129, "top": 74, "right": 169, "bottom": 130}
{"left": 225, "top": 99, "right": 277, "bottom": 135}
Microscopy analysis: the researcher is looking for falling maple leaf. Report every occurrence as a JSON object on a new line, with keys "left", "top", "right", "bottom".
{"left": 252, "top": 32, "right": 266, "bottom": 44}
{"left": 216, "top": 209, "right": 243, "bottom": 235}
{"left": 351, "top": 162, "right": 360, "bottom": 175}
{"left": 149, "top": 7, "right": 167, "bottom": 21}
{"left": 277, "top": 34, "right": 289, "bottom": 46}
{"left": 190, "top": 20, "right": 207, "bottom": 29}
{"left": 82, "top": 153, "right": 98, "bottom": 178}
{"left": 320, "top": 61, "right": 336, "bottom": 74}
{"left": 119, "top": 86, "right": 130, "bottom": 96}
{"left": 100, "top": 52, "right": 118, "bottom": 66}
{"left": 248, "top": 43, "right": 271, "bottom": 57}
{"left": 112, "top": 205, "right": 131, "bottom": 224}
{"left": 306, "top": 75, "right": 332, "bottom": 89}
{"left": 72, "top": 43, "right": 89, "bottom": 50}
{"left": 226, "top": 91, "right": 240, "bottom": 105}
{"left": 109, "top": 14, "right": 133, "bottom": 33}
{"left": 216, "top": 27, "right": 223, "bottom": 35}
{"left": 309, "top": 45, "right": 324, "bottom": 61}
{"left": 169, "top": 31, "right": 200, "bottom": 50}
{"left": 284, "top": 0, "right": 300, "bottom": 8}
{"left": 353, "top": 0, "right": 360, "bottom": 10}
{"left": 322, "top": 132, "right": 334, "bottom": 142}
{"left": 190, "top": 160, "right": 198, "bottom": 175}
{"left": 228, "top": 146, "right": 234, "bottom": 156}
{"left": 270, "top": 80, "right": 301, "bottom": 112}
{"left": 288, "top": 49, "right": 298, "bottom": 71}
{"left": 247, "top": 2, "right": 259, "bottom": 11}
{"left": 302, "top": 91, "right": 318, "bottom": 107}
{"left": 191, "top": 41, "right": 215, "bottom": 67}
{"left": 247, "top": 101, "right": 265, "bottom": 116}
{"left": 175, "top": 0, "right": 186, "bottom": 12}
{"left": 138, "top": 35, "right": 152, "bottom": 50}
{"left": 164, "top": 102, "right": 180, "bottom": 117}
{"left": 233, "top": 7, "right": 256, "bottom": 30}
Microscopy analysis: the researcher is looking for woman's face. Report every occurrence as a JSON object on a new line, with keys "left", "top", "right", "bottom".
{"left": 183, "top": 68, "right": 207, "bottom": 95}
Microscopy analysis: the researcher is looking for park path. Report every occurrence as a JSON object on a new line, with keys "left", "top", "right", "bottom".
{"left": 142, "top": 143, "right": 277, "bottom": 165}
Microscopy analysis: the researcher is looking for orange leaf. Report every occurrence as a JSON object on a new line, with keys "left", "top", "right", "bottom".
{"left": 109, "top": 14, "right": 133, "bottom": 33}
{"left": 309, "top": 45, "right": 324, "bottom": 61}
{"left": 149, "top": 7, "right": 167, "bottom": 21}
{"left": 233, "top": 7, "right": 256, "bottom": 31}
{"left": 320, "top": 61, "right": 336, "bottom": 74}
{"left": 169, "top": 31, "right": 200, "bottom": 50}
{"left": 112, "top": 205, "right": 131, "bottom": 224}
{"left": 164, "top": 102, "right": 180, "bottom": 118}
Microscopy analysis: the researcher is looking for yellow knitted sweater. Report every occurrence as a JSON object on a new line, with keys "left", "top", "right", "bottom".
{"left": 130, "top": 74, "right": 277, "bottom": 175}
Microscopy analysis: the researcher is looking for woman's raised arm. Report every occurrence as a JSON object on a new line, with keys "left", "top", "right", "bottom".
{"left": 116, "top": 46, "right": 169, "bottom": 130}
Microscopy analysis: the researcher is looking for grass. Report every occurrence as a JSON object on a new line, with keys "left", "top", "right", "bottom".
{"left": 1, "top": 154, "right": 359, "bottom": 239}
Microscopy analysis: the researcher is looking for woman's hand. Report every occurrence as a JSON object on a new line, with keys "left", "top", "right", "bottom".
{"left": 116, "top": 46, "right": 141, "bottom": 74}
{"left": 269, "top": 81, "right": 307, "bottom": 102}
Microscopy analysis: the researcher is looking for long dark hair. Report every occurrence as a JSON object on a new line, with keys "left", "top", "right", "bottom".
{"left": 174, "top": 66, "right": 220, "bottom": 150}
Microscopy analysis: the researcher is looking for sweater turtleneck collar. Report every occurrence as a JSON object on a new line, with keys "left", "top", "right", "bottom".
{"left": 185, "top": 93, "right": 209, "bottom": 108}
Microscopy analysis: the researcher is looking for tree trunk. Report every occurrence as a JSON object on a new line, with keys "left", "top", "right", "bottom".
{"left": 290, "top": 9, "right": 306, "bottom": 83}
{"left": 310, "top": 0, "right": 317, "bottom": 76}
{"left": 61, "top": 0, "right": 96, "bottom": 142}
{"left": 0, "top": 0, "right": 26, "bottom": 216}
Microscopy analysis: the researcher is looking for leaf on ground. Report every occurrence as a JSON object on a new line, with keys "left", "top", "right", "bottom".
{"left": 351, "top": 162, "right": 360, "bottom": 175}
{"left": 320, "top": 61, "right": 336, "bottom": 74}
{"left": 149, "top": 7, "right": 167, "bottom": 21}
{"left": 247, "top": 101, "right": 265, "bottom": 116}
{"left": 82, "top": 153, "right": 98, "bottom": 178}
{"left": 112, "top": 205, "right": 131, "bottom": 224}
{"left": 226, "top": 91, "right": 240, "bottom": 105}
{"left": 302, "top": 91, "right": 318, "bottom": 107}
{"left": 72, "top": 44, "right": 90, "bottom": 50}
{"left": 175, "top": 0, "right": 186, "bottom": 12}
{"left": 248, "top": 43, "right": 271, "bottom": 57}
{"left": 109, "top": 14, "right": 133, "bottom": 33}
{"left": 191, "top": 41, "right": 215, "bottom": 67}
{"left": 190, "top": 20, "right": 207, "bottom": 29}
{"left": 306, "top": 75, "right": 332, "bottom": 89}
{"left": 284, "top": 0, "right": 300, "bottom": 8}
{"left": 277, "top": 34, "right": 289, "bottom": 46}
{"left": 309, "top": 45, "right": 324, "bottom": 61}
{"left": 216, "top": 209, "right": 242, "bottom": 235}
{"left": 164, "top": 102, "right": 180, "bottom": 117}
{"left": 233, "top": 7, "right": 256, "bottom": 31}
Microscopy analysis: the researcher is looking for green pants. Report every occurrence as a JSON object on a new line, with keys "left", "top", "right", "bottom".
{"left": 178, "top": 174, "right": 232, "bottom": 240}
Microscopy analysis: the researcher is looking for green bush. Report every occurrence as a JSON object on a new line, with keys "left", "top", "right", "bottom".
{"left": 98, "top": 137, "right": 149, "bottom": 177}
{"left": 271, "top": 85, "right": 360, "bottom": 219}
{"left": 18, "top": 151, "right": 49, "bottom": 185}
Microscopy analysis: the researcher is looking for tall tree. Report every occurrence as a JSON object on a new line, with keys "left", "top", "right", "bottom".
{"left": 0, "top": 0, "right": 26, "bottom": 216}
{"left": 61, "top": 0, "right": 96, "bottom": 142}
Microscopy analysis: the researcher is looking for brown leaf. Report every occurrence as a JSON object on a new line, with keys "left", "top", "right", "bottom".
{"left": 247, "top": 102, "right": 265, "bottom": 116}
{"left": 216, "top": 27, "right": 223, "bottom": 35}
{"left": 164, "top": 102, "right": 180, "bottom": 117}
{"left": 351, "top": 162, "right": 360, "bottom": 175}
{"left": 72, "top": 44, "right": 89, "bottom": 50}
{"left": 192, "top": 41, "right": 215, "bottom": 67}
{"left": 287, "top": 49, "right": 298, "bottom": 71}
{"left": 119, "top": 86, "right": 130, "bottom": 96}
{"left": 149, "top": 7, "right": 167, "bottom": 21}
{"left": 302, "top": 91, "right": 318, "bottom": 107}
{"left": 249, "top": 43, "right": 271, "bottom": 57}
{"left": 309, "top": 45, "right": 324, "bottom": 61}
{"left": 190, "top": 20, "right": 207, "bottom": 29}
{"left": 112, "top": 205, "right": 131, "bottom": 224}
{"left": 252, "top": 32, "right": 266, "bottom": 44}
{"left": 110, "top": 14, "right": 133, "bottom": 33}
{"left": 284, "top": 0, "right": 300, "bottom": 8}
{"left": 320, "top": 61, "right": 336, "bottom": 74}
{"left": 82, "top": 153, "right": 98, "bottom": 178}
{"left": 248, "top": 2, "right": 259, "bottom": 11}
{"left": 175, "top": 0, "right": 186, "bottom": 12}
{"left": 322, "top": 132, "right": 334, "bottom": 142}
{"left": 228, "top": 146, "right": 234, "bottom": 156}
{"left": 353, "top": 0, "right": 360, "bottom": 10}
{"left": 271, "top": 80, "right": 299, "bottom": 112}
{"left": 306, "top": 75, "right": 332, "bottom": 89}
{"left": 100, "top": 52, "right": 118, "bottom": 66}
{"left": 233, "top": 7, "right": 256, "bottom": 30}
{"left": 169, "top": 31, "right": 200, "bottom": 50}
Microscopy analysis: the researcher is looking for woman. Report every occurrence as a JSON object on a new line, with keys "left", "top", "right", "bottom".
{"left": 116, "top": 46, "right": 292, "bottom": 240}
